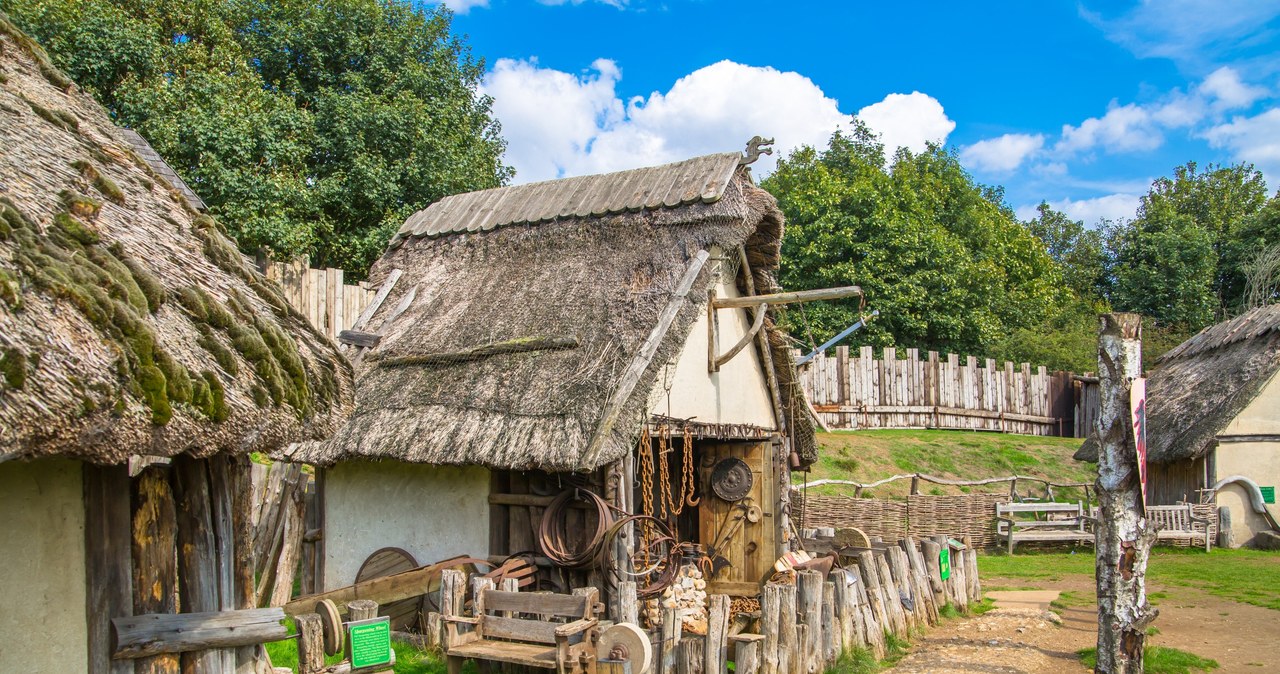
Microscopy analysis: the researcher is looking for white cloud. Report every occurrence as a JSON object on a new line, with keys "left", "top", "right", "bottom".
{"left": 959, "top": 133, "right": 1045, "bottom": 173}
{"left": 1082, "top": 0, "right": 1280, "bottom": 69}
{"left": 1199, "top": 66, "right": 1270, "bottom": 111}
{"left": 439, "top": 0, "right": 489, "bottom": 13}
{"left": 1204, "top": 107, "right": 1280, "bottom": 185}
{"left": 856, "top": 92, "right": 955, "bottom": 157}
{"left": 536, "top": 0, "right": 628, "bottom": 7}
{"left": 1015, "top": 194, "right": 1142, "bottom": 226}
{"left": 484, "top": 59, "right": 859, "bottom": 182}
{"left": 1057, "top": 103, "right": 1163, "bottom": 154}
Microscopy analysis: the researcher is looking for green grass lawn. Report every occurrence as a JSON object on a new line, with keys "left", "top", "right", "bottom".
{"left": 980, "top": 548, "right": 1280, "bottom": 611}
{"left": 1078, "top": 646, "right": 1219, "bottom": 674}
{"left": 797, "top": 430, "right": 1094, "bottom": 500}
{"left": 263, "top": 618, "right": 459, "bottom": 674}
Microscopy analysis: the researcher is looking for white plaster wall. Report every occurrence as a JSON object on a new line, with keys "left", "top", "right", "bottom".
{"left": 1222, "top": 370, "right": 1280, "bottom": 436}
{"left": 323, "top": 461, "right": 490, "bottom": 589}
{"left": 648, "top": 252, "right": 777, "bottom": 428}
{"left": 0, "top": 459, "right": 87, "bottom": 673}
{"left": 1214, "top": 442, "right": 1280, "bottom": 545}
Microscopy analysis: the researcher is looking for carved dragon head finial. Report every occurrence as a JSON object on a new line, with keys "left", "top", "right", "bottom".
{"left": 739, "top": 136, "right": 775, "bottom": 167}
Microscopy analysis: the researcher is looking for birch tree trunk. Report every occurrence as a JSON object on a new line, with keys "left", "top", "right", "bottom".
{"left": 1094, "top": 313, "right": 1158, "bottom": 673}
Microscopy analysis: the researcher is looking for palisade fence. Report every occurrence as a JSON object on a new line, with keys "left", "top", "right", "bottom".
{"left": 260, "top": 257, "right": 377, "bottom": 339}
{"left": 796, "top": 346, "right": 1093, "bottom": 437}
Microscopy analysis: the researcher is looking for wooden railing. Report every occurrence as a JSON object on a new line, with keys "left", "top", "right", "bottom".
{"left": 796, "top": 346, "right": 1084, "bottom": 436}
{"left": 261, "top": 257, "right": 377, "bottom": 339}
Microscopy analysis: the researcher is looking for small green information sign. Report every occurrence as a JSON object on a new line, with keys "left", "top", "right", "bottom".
{"left": 349, "top": 617, "right": 391, "bottom": 669}
{"left": 1262, "top": 486, "right": 1276, "bottom": 505}
{"left": 939, "top": 547, "right": 951, "bottom": 580}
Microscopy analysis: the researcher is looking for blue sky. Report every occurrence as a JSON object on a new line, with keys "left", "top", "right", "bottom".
{"left": 441, "top": 0, "right": 1280, "bottom": 225}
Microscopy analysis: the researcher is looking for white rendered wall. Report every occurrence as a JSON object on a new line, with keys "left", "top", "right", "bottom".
{"left": 648, "top": 251, "right": 777, "bottom": 428}
{"left": 323, "top": 461, "right": 490, "bottom": 589}
{"left": 1222, "top": 371, "right": 1280, "bottom": 436}
{"left": 1214, "top": 442, "right": 1280, "bottom": 546}
{"left": 0, "top": 459, "right": 87, "bottom": 673}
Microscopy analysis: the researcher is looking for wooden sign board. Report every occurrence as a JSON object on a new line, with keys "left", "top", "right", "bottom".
{"left": 348, "top": 617, "right": 391, "bottom": 669}
{"left": 939, "top": 547, "right": 951, "bottom": 581}
{"left": 1131, "top": 377, "right": 1148, "bottom": 509}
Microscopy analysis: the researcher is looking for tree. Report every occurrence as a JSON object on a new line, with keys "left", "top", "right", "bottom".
{"left": 1111, "top": 162, "right": 1270, "bottom": 328}
{"left": 763, "top": 125, "right": 1064, "bottom": 356}
{"left": 6, "top": 0, "right": 511, "bottom": 276}
{"left": 1025, "top": 202, "right": 1110, "bottom": 301}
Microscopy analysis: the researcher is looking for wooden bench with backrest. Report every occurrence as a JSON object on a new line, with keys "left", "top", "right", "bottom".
{"left": 445, "top": 588, "right": 600, "bottom": 674}
{"left": 995, "top": 502, "right": 1093, "bottom": 554}
{"left": 1145, "top": 504, "right": 1212, "bottom": 552}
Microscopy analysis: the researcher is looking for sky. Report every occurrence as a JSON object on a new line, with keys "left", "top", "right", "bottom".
{"left": 438, "top": 0, "right": 1280, "bottom": 226}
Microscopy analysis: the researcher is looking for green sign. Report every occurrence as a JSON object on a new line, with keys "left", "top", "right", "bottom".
{"left": 1262, "top": 486, "right": 1276, "bottom": 505}
{"left": 939, "top": 547, "right": 951, "bottom": 580}
{"left": 349, "top": 617, "right": 391, "bottom": 669}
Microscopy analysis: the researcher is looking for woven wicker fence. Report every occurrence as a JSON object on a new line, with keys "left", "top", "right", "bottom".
{"left": 796, "top": 492, "right": 1011, "bottom": 548}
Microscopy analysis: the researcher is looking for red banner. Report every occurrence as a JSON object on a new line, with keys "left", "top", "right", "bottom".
{"left": 1131, "top": 377, "right": 1148, "bottom": 509}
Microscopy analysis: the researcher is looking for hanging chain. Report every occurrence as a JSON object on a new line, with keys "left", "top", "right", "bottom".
{"left": 657, "top": 425, "right": 675, "bottom": 519}
{"left": 682, "top": 426, "right": 700, "bottom": 507}
{"left": 637, "top": 426, "right": 655, "bottom": 569}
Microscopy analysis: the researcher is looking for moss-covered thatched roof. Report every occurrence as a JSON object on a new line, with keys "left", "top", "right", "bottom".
{"left": 292, "top": 155, "right": 816, "bottom": 471}
{"left": 1074, "top": 305, "right": 1280, "bottom": 464}
{"left": 0, "top": 17, "right": 353, "bottom": 465}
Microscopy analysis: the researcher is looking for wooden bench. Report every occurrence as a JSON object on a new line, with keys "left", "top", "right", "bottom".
{"left": 1146, "top": 504, "right": 1212, "bottom": 552}
{"left": 996, "top": 502, "right": 1093, "bottom": 554}
{"left": 445, "top": 588, "right": 600, "bottom": 674}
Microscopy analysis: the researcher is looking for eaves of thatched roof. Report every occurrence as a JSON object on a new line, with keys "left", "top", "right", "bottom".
{"left": 291, "top": 154, "right": 815, "bottom": 472}
{"left": 118, "top": 129, "right": 207, "bottom": 211}
{"left": 0, "top": 16, "right": 354, "bottom": 465}
{"left": 1074, "top": 305, "right": 1280, "bottom": 464}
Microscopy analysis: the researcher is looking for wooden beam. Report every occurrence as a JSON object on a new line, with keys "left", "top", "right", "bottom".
{"left": 282, "top": 556, "right": 475, "bottom": 617}
{"left": 713, "top": 302, "right": 768, "bottom": 371}
{"left": 132, "top": 465, "right": 180, "bottom": 674}
{"left": 337, "top": 330, "right": 382, "bottom": 348}
{"left": 111, "top": 608, "right": 289, "bottom": 659}
{"left": 171, "top": 455, "right": 223, "bottom": 673}
{"left": 582, "top": 249, "right": 710, "bottom": 467}
{"left": 350, "top": 268, "right": 402, "bottom": 332}
{"left": 712, "top": 285, "right": 861, "bottom": 309}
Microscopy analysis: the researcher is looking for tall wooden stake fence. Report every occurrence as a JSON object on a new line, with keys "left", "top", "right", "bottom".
{"left": 797, "top": 346, "right": 1085, "bottom": 437}
{"left": 426, "top": 535, "right": 982, "bottom": 674}
{"left": 261, "top": 257, "right": 377, "bottom": 340}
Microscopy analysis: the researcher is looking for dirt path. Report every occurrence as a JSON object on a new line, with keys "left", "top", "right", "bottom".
{"left": 886, "top": 576, "right": 1280, "bottom": 673}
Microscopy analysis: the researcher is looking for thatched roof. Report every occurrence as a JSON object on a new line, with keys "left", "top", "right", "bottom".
{"left": 293, "top": 154, "right": 816, "bottom": 471}
{"left": 0, "top": 17, "right": 353, "bottom": 465}
{"left": 1074, "top": 305, "right": 1280, "bottom": 464}
{"left": 118, "top": 129, "right": 207, "bottom": 211}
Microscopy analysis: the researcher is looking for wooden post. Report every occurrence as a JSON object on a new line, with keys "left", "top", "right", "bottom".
{"left": 796, "top": 572, "right": 822, "bottom": 673}
{"left": 831, "top": 574, "right": 852, "bottom": 652}
{"left": 821, "top": 582, "right": 838, "bottom": 666}
{"left": 790, "top": 625, "right": 808, "bottom": 674}
{"left": 963, "top": 534, "right": 980, "bottom": 602}
{"left": 618, "top": 581, "right": 639, "bottom": 626}
{"left": 345, "top": 599, "right": 379, "bottom": 666}
{"left": 849, "top": 567, "right": 882, "bottom": 658}
{"left": 229, "top": 455, "right": 259, "bottom": 671}
{"left": 85, "top": 464, "right": 133, "bottom": 674}
{"left": 1218, "top": 506, "right": 1234, "bottom": 549}
{"left": 885, "top": 548, "right": 916, "bottom": 630}
{"left": 296, "top": 613, "right": 326, "bottom": 674}
{"left": 678, "top": 636, "right": 704, "bottom": 674}
{"left": 736, "top": 639, "right": 760, "bottom": 674}
{"left": 776, "top": 583, "right": 796, "bottom": 674}
{"left": 133, "top": 465, "right": 180, "bottom": 674}
{"left": 759, "top": 584, "right": 781, "bottom": 674}
{"left": 440, "top": 569, "right": 465, "bottom": 649}
{"left": 172, "top": 455, "right": 223, "bottom": 674}
{"left": 661, "top": 607, "right": 683, "bottom": 674}
{"left": 855, "top": 552, "right": 889, "bottom": 638}
{"left": 920, "top": 539, "right": 945, "bottom": 612}
{"left": 874, "top": 553, "right": 906, "bottom": 635}
{"left": 1094, "top": 313, "right": 1156, "bottom": 673}
{"left": 706, "top": 595, "right": 729, "bottom": 674}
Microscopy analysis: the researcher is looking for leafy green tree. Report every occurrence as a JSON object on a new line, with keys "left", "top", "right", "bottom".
{"left": 1111, "top": 162, "right": 1270, "bottom": 328}
{"left": 6, "top": 0, "right": 511, "bottom": 275}
{"left": 763, "top": 125, "right": 1065, "bottom": 356}
{"left": 1025, "top": 202, "right": 1110, "bottom": 301}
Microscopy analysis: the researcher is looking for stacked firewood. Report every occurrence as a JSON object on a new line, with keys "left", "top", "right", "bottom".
{"left": 645, "top": 563, "right": 709, "bottom": 634}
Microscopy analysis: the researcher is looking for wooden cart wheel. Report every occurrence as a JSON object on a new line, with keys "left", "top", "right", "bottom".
{"left": 315, "top": 599, "right": 344, "bottom": 656}
{"left": 355, "top": 547, "right": 420, "bottom": 631}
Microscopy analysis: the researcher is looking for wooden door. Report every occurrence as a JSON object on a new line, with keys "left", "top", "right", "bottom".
{"left": 698, "top": 440, "right": 776, "bottom": 594}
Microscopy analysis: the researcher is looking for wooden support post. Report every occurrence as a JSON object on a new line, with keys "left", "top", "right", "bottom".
{"left": 963, "top": 534, "right": 980, "bottom": 602}
{"left": 759, "top": 584, "right": 781, "bottom": 674}
{"left": 821, "top": 582, "right": 838, "bottom": 666}
{"left": 831, "top": 575, "right": 852, "bottom": 653}
{"left": 796, "top": 571, "right": 822, "bottom": 673}
{"left": 296, "top": 613, "right": 326, "bottom": 674}
{"left": 776, "top": 583, "right": 797, "bottom": 674}
{"left": 855, "top": 552, "right": 888, "bottom": 641}
{"left": 885, "top": 548, "right": 916, "bottom": 631}
{"left": 678, "top": 636, "right": 704, "bottom": 674}
{"left": 874, "top": 553, "right": 906, "bottom": 635}
{"left": 706, "top": 595, "right": 729, "bottom": 674}
{"left": 790, "top": 625, "right": 807, "bottom": 674}
{"left": 85, "top": 464, "right": 133, "bottom": 674}
{"left": 172, "top": 455, "right": 223, "bottom": 674}
{"left": 849, "top": 567, "right": 882, "bottom": 658}
{"left": 736, "top": 639, "right": 760, "bottom": 674}
{"left": 132, "top": 465, "right": 180, "bottom": 674}
{"left": 1094, "top": 313, "right": 1156, "bottom": 674}
{"left": 440, "top": 569, "right": 465, "bottom": 649}
{"left": 660, "top": 607, "right": 683, "bottom": 674}
{"left": 618, "top": 581, "right": 639, "bottom": 626}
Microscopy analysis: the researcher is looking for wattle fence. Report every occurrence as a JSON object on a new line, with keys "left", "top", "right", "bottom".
{"left": 796, "top": 346, "right": 1091, "bottom": 437}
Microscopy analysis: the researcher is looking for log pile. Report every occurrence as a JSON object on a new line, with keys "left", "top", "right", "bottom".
{"left": 645, "top": 563, "right": 709, "bottom": 634}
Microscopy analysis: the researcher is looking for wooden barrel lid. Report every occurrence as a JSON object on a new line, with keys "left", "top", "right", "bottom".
{"left": 355, "top": 547, "right": 420, "bottom": 631}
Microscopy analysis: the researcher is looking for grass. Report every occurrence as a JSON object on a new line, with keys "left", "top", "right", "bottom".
{"left": 798, "top": 430, "right": 1094, "bottom": 500}
{"left": 980, "top": 548, "right": 1280, "bottom": 611}
{"left": 1078, "top": 646, "right": 1219, "bottom": 673}
{"left": 263, "top": 618, "right": 454, "bottom": 674}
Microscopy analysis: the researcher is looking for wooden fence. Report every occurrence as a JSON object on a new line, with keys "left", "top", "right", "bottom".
{"left": 261, "top": 257, "right": 376, "bottom": 339}
{"left": 797, "top": 346, "right": 1082, "bottom": 436}
{"left": 794, "top": 492, "right": 1011, "bottom": 549}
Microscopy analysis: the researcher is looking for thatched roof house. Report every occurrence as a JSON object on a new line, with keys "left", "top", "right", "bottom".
{"left": 293, "top": 148, "right": 820, "bottom": 597}
{"left": 1075, "top": 306, "right": 1280, "bottom": 545}
{"left": 0, "top": 16, "right": 351, "bottom": 672}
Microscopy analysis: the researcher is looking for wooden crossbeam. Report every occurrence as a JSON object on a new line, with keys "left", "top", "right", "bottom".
{"left": 712, "top": 285, "right": 862, "bottom": 309}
